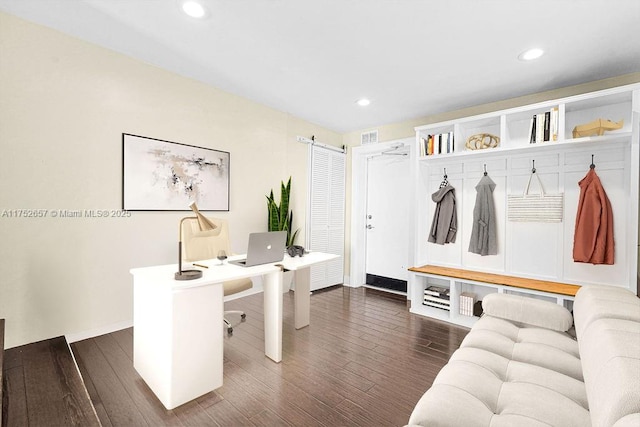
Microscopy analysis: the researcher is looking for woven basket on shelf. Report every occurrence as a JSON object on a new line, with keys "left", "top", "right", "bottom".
{"left": 465, "top": 133, "right": 499, "bottom": 150}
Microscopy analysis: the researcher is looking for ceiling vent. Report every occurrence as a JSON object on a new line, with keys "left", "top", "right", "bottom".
{"left": 361, "top": 130, "right": 379, "bottom": 145}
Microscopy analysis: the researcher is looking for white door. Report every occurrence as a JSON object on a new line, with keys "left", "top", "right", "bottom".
{"left": 307, "top": 144, "right": 346, "bottom": 291}
{"left": 365, "top": 152, "right": 410, "bottom": 292}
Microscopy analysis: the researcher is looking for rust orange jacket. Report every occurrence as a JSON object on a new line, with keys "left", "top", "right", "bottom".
{"left": 573, "top": 168, "right": 614, "bottom": 264}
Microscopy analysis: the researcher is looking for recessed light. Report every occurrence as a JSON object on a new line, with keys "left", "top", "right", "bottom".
{"left": 356, "top": 98, "right": 371, "bottom": 107}
{"left": 518, "top": 48, "right": 545, "bottom": 61}
{"left": 182, "top": 1, "right": 207, "bottom": 18}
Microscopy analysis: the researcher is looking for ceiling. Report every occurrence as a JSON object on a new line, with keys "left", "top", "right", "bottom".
{"left": 1, "top": 0, "right": 639, "bottom": 133}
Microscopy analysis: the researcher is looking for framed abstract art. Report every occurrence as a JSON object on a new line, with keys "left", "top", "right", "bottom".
{"left": 122, "top": 133, "right": 230, "bottom": 211}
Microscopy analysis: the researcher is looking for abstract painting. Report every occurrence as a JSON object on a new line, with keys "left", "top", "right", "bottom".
{"left": 122, "top": 134, "right": 230, "bottom": 211}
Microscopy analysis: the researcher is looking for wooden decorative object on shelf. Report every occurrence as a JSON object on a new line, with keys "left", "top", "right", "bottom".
{"left": 465, "top": 133, "right": 500, "bottom": 150}
{"left": 572, "top": 118, "right": 624, "bottom": 138}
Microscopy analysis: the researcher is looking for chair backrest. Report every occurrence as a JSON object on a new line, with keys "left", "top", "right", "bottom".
{"left": 181, "top": 217, "right": 232, "bottom": 262}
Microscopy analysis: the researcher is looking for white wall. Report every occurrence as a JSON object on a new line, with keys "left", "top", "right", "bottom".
{"left": 0, "top": 12, "right": 341, "bottom": 348}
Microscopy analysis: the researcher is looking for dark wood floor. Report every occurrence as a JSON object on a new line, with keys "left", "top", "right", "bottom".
{"left": 71, "top": 286, "right": 469, "bottom": 426}
{"left": 3, "top": 336, "right": 100, "bottom": 426}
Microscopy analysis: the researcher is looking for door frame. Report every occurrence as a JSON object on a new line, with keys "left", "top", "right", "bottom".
{"left": 349, "top": 137, "right": 414, "bottom": 291}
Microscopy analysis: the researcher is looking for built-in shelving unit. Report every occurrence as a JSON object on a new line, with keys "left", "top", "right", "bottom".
{"left": 409, "top": 84, "right": 640, "bottom": 327}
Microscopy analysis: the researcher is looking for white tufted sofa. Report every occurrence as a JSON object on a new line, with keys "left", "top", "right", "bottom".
{"left": 407, "top": 285, "right": 640, "bottom": 427}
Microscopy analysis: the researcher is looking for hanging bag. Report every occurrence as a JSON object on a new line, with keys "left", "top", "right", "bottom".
{"left": 507, "top": 172, "right": 563, "bottom": 222}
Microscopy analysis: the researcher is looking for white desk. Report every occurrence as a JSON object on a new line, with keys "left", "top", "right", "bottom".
{"left": 130, "top": 252, "right": 337, "bottom": 410}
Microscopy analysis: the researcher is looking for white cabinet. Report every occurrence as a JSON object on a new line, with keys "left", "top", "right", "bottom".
{"left": 409, "top": 84, "right": 639, "bottom": 326}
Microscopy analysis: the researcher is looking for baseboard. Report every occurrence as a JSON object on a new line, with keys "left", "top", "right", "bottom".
{"left": 65, "top": 319, "right": 133, "bottom": 344}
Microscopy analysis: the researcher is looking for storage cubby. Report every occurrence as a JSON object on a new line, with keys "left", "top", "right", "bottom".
{"left": 564, "top": 92, "right": 633, "bottom": 140}
{"left": 457, "top": 116, "right": 501, "bottom": 151}
{"left": 412, "top": 274, "right": 452, "bottom": 323}
{"left": 504, "top": 104, "right": 561, "bottom": 147}
{"left": 409, "top": 84, "right": 639, "bottom": 328}
{"left": 416, "top": 124, "right": 456, "bottom": 158}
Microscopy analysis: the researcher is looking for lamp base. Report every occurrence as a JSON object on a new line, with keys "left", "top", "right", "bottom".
{"left": 174, "top": 269, "right": 203, "bottom": 281}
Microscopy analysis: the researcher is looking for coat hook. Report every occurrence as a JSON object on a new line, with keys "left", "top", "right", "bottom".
{"left": 590, "top": 154, "right": 595, "bottom": 169}
{"left": 532, "top": 160, "right": 536, "bottom": 173}
{"left": 444, "top": 168, "right": 447, "bottom": 178}
{"left": 483, "top": 164, "right": 487, "bottom": 176}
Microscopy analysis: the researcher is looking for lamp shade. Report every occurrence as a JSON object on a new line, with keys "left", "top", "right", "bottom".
{"left": 189, "top": 201, "right": 216, "bottom": 231}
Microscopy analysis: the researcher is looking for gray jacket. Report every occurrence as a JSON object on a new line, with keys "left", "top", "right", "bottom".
{"left": 468, "top": 175, "right": 497, "bottom": 255}
{"left": 428, "top": 184, "right": 457, "bottom": 245}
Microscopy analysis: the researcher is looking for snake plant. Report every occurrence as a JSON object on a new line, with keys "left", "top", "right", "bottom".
{"left": 266, "top": 177, "right": 299, "bottom": 247}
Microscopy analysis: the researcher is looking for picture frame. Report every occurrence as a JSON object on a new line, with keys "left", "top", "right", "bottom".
{"left": 122, "top": 133, "right": 230, "bottom": 211}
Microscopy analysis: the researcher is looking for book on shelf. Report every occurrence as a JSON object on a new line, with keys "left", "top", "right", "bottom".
{"left": 529, "top": 107, "right": 559, "bottom": 144}
{"left": 424, "top": 295, "right": 450, "bottom": 305}
{"left": 543, "top": 111, "right": 551, "bottom": 142}
{"left": 423, "top": 300, "right": 451, "bottom": 311}
{"left": 535, "top": 113, "right": 545, "bottom": 144}
{"left": 421, "top": 132, "right": 455, "bottom": 156}
{"left": 459, "top": 292, "right": 476, "bottom": 317}
{"left": 424, "top": 285, "right": 450, "bottom": 297}
{"left": 550, "top": 107, "right": 559, "bottom": 141}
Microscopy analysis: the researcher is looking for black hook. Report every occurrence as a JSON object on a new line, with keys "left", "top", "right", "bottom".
{"left": 532, "top": 160, "right": 536, "bottom": 173}
{"left": 590, "top": 154, "right": 595, "bottom": 169}
{"left": 444, "top": 168, "right": 447, "bottom": 179}
{"left": 483, "top": 164, "right": 487, "bottom": 176}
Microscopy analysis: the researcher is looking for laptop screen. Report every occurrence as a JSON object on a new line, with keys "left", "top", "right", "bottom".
{"left": 231, "top": 231, "right": 286, "bottom": 267}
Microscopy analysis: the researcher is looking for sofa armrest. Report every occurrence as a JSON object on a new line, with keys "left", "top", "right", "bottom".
{"left": 482, "top": 293, "right": 573, "bottom": 332}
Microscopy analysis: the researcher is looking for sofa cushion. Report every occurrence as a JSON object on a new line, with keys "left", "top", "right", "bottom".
{"left": 573, "top": 285, "right": 640, "bottom": 338}
{"left": 574, "top": 285, "right": 640, "bottom": 427}
{"left": 482, "top": 292, "right": 573, "bottom": 332}
{"left": 407, "top": 315, "right": 589, "bottom": 426}
{"left": 462, "top": 316, "right": 582, "bottom": 381}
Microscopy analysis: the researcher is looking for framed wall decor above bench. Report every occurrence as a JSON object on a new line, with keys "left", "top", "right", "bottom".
{"left": 408, "top": 83, "right": 639, "bottom": 327}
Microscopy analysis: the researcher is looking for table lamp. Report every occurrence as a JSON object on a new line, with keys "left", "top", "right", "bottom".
{"left": 174, "top": 201, "right": 217, "bottom": 280}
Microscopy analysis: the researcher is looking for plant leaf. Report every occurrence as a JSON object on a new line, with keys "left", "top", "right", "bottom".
{"left": 279, "top": 177, "right": 291, "bottom": 230}
{"left": 289, "top": 229, "right": 300, "bottom": 247}
{"left": 266, "top": 195, "right": 279, "bottom": 232}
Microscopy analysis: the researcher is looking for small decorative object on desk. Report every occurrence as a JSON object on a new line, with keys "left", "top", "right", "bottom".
{"left": 465, "top": 133, "right": 499, "bottom": 150}
{"left": 287, "top": 245, "right": 305, "bottom": 257}
{"left": 572, "top": 118, "right": 624, "bottom": 138}
{"left": 459, "top": 292, "right": 476, "bottom": 316}
{"left": 216, "top": 250, "right": 227, "bottom": 265}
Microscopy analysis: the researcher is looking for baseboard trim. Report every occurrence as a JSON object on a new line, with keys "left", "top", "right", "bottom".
{"left": 65, "top": 320, "right": 133, "bottom": 344}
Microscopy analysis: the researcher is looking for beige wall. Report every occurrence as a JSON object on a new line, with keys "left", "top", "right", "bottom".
{"left": 0, "top": 12, "right": 341, "bottom": 348}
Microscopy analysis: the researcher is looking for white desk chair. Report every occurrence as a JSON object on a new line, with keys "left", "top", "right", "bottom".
{"left": 181, "top": 217, "right": 252, "bottom": 334}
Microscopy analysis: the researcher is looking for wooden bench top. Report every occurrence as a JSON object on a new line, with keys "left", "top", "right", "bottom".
{"left": 409, "top": 265, "right": 581, "bottom": 297}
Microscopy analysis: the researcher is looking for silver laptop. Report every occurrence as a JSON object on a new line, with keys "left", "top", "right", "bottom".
{"left": 230, "top": 231, "right": 287, "bottom": 267}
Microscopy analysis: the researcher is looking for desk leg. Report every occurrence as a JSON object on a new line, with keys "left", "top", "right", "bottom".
{"left": 263, "top": 270, "right": 283, "bottom": 362}
{"left": 294, "top": 266, "right": 311, "bottom": 329}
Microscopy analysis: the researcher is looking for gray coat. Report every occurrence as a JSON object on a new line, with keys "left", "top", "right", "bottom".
{"left": 428, "top": 184, "right": 457, "bottom": 245}
{"left": 468, "top": 175, "right": 497, "bottom": 255}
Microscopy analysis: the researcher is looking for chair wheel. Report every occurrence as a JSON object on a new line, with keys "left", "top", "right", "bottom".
{"left": 227, "top": 327, "right": 233, "bottom": 335}
{"left": 241, "top": 313, "right": 246, "bottom": 321}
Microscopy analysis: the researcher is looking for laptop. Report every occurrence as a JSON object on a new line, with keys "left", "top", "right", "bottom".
{"left": 230, "top": 231, "right": 287, "bottom": 267}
